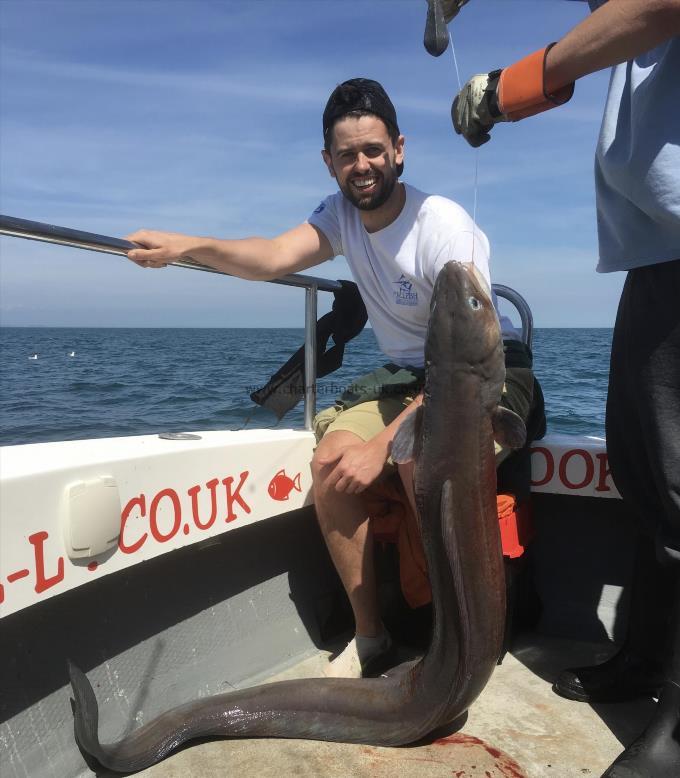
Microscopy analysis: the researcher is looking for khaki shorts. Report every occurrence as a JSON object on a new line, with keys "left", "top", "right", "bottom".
{"left": 313, "top": 394, "right": 417, "bottom": 442}
{"left": 313, "top": 364, "right": 535, "bottom": 463}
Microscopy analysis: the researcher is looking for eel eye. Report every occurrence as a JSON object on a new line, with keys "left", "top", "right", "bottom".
{"left": 468, "top": 295, "right": 481, "bottom": 310}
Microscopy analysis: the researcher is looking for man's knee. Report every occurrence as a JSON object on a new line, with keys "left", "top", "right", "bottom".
{"left": 311, "top": 430, "right": 364, "bottom": 490}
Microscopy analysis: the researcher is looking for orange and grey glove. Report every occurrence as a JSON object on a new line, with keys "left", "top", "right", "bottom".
{"left": 452, "top": 45, "right": 575, "bottom": 147}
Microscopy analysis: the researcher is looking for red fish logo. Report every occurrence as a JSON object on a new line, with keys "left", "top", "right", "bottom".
{"left": 268, "top": 469, "right": 302, "bottom": 501}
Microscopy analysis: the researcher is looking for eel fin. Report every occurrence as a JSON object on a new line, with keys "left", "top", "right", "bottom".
{"left": 391, "top": 407, "right": 423, "bottom": 464}
{"left": 492, "top": 406, "right": 527, "bottom": 449}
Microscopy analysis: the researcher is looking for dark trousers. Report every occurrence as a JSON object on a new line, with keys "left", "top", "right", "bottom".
{"left": 606, "top": 259, "right": 680, "bottom": 565}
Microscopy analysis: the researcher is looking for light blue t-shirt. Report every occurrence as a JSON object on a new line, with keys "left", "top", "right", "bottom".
{"left": 586, "top": 0, "right": 680, "bottom": 272}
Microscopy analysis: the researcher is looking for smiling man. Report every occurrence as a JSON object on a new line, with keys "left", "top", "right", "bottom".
{"left": 126, "top": 78, "right": 533, "bottom": 679}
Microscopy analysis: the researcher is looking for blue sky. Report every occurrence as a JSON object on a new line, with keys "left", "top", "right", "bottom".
{"left": 0, "top": 0, "right": 622, "bottom": 327}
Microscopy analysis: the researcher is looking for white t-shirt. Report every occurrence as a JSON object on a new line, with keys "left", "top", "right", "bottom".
{"left": 308, "top": 183, "right": 515, "bottom": 368}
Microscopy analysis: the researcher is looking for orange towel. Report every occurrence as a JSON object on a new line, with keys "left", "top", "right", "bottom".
{"left": 364, "top": 478, "right": 431, "bottom": 609}
{"left": 364, "top": 479, "right": 534, "bottom": 608}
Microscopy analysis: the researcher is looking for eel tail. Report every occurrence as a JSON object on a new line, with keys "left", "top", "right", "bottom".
{"left": 69, "top": 661, "right": 218, "bottom": 773}
{"left": 68, "top": 659, "right": 434, "bottom": 774}
{"left": 68, "top": 662, "right": 111, "bottom": 769}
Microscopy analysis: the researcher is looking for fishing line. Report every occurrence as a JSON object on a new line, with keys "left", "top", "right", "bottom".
{"left": 236, "top": 402, "right": 285, "bottom": 431}
{"left": 235, "top": 406, "right": 281, "bottom": 431}
{"left": 449, "top": 31, "right": 480, "bottom": 266}
{"left": 236, "top": 410, "right": 253, "bottom": 431}
{"left": 449, "top": 31, "right": 463, "bottom": 89}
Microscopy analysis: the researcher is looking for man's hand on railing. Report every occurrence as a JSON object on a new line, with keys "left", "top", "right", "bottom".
{"left": 125, "top": 229, "right": 201, "bottom": 268}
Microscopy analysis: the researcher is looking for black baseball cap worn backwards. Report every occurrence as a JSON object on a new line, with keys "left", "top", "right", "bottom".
{"left": 322, "top": 78, "right": 400, "bottom": 145}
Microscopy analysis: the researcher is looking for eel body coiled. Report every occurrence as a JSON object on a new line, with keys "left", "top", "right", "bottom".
{"left": 69, "top": 261, "right": 522, "bottom": 773}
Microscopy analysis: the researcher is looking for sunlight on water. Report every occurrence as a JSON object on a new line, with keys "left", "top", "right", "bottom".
{"left": 0, "top": 327, "right": 611, "bottom": 445}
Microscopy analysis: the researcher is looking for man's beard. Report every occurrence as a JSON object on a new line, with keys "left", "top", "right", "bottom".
{"left": 339, "top": 165, "right": 398, "bottom": 211}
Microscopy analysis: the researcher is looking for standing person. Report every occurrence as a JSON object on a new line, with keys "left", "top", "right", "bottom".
{"left": 125, "top": 77, "right": 533, "bottom": 680}
{"left": 444, "top": 1, "right": 680, "bottom": 776}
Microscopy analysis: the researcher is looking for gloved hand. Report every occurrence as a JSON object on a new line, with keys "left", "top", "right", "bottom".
{"left": 452, "top": 45, "right": 575, "bottom": 148}
{"left": 441, "top": 0, "right": 470, "bottom": 22}
{"left": 451, "top": 70, "right": 505, "bottom": 148}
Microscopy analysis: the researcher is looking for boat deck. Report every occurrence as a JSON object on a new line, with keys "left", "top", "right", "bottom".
{"left": 129, "top": 634, "right": 650, "bottom": 778}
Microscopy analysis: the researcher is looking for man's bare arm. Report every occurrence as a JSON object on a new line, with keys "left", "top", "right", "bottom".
{"left": 125, "top": 222, "right": 335, "bottom": 280}
{"left": 452, "top": 0, "right": 680, "bottom": 147}
{"left": 546, "top": 0, "right": 680, "bottom": 93}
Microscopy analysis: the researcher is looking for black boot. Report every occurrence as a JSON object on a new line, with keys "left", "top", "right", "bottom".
{"left": 553, "top": 536, "right": 671, "bottom": 703}
{"left": 600, "top": 576, "right": 680, "bottom": 777}
{"left": 553, "top": 650, "right": 664, "bottom": 703}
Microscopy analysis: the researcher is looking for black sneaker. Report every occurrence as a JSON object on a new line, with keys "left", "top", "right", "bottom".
{"left": 324, "top": 634, "right": 394, "bottom": 679}
{"left": 552, "top": 649, "right": 663, "bottom": 703}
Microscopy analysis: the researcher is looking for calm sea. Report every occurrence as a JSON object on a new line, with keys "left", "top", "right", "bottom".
{"left": 0, "top": 327, "right": 611, "bottom": 447}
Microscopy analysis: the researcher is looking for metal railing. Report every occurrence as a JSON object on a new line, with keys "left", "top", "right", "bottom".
{"left": 494, "top": 283, "right": 533, "bottom": 348}
{"left": 0, "top": 215, "right": 344, "bottom": 430}
{"left": 0, "top": 214, "right": 533, "bottom": 429}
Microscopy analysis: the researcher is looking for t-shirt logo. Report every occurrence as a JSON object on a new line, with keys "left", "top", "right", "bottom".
{"left": 313, "top": 202, "right": 326, "bottom": 214}
{"left": 393, "top": 275, "right": 418, "bottom": 306}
